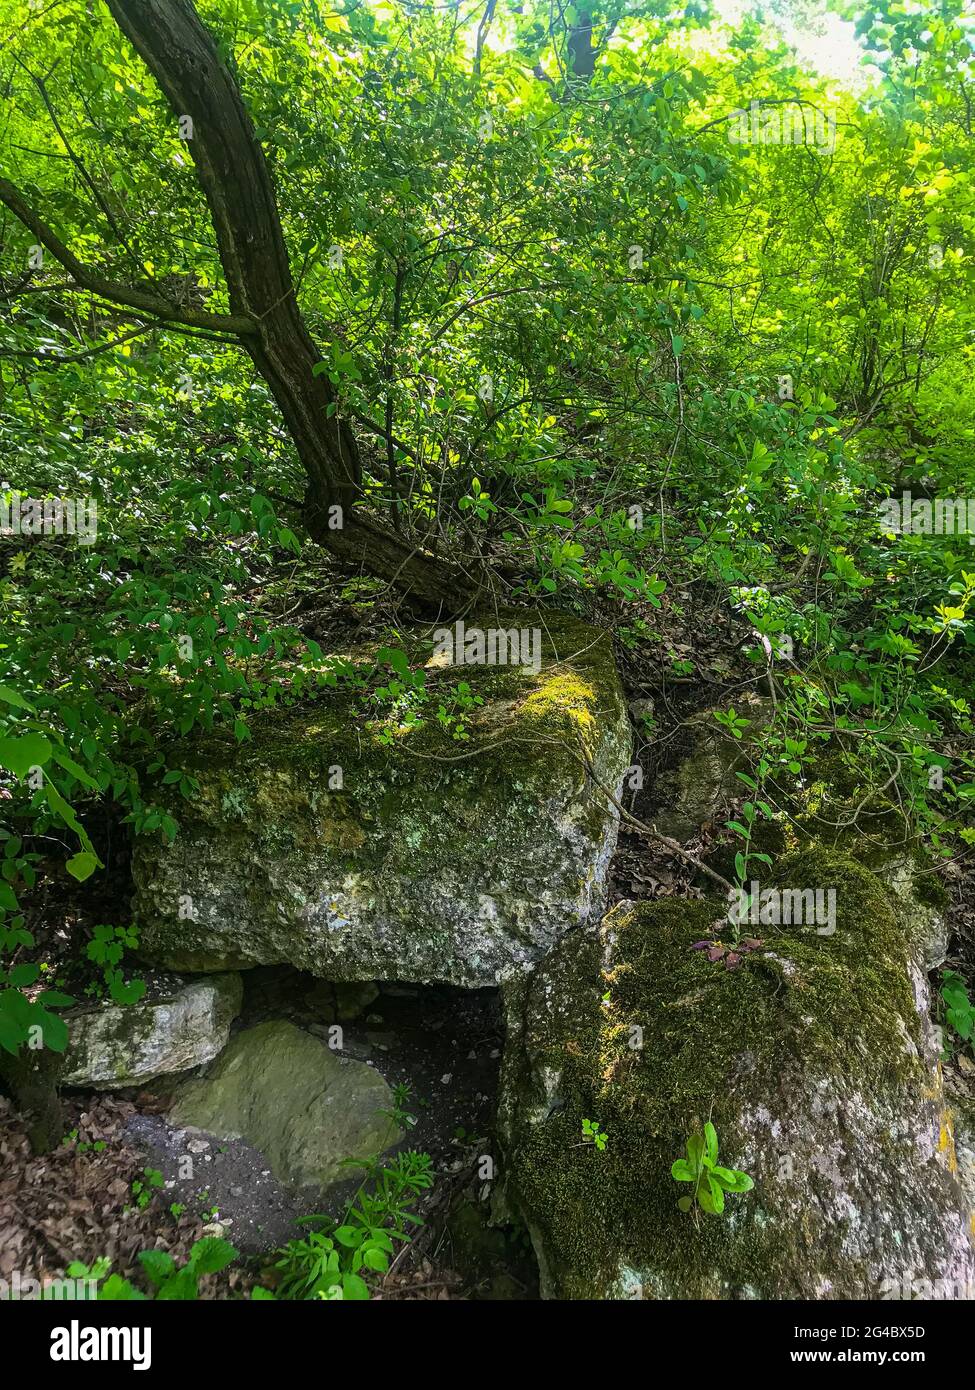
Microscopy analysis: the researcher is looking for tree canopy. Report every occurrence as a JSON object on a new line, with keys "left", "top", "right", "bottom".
{"left": 0, "top": 0, "right": 973, "bottom": 1108}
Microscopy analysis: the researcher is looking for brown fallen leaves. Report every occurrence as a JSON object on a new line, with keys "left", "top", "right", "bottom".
{"left": 0, "top": 1093, "right": 248, "bottom": 1299}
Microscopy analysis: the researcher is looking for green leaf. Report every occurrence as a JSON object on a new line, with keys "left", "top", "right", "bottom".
{"left": 0, "top": 733, "right": 52, "bottom": 779}
{"left": 704, "top": 1122, "right": 719, "bottom": 1166}
{"left": 671, "top": 1158, "right": 694, "bottom": 1182}
{"left": 341, "top": 1272, "right": 370, "bottom": 1300}
{"left": 108, "top": 975, "right": 147, "bottom": 1006}
{"left": 38, "top": 1010, "right": 69, "bottom": 1053}
{"left": 706, "top": 1176, "right": 726, "bottom": 1213}
{"left": 0, "top": 685, "right": 35, "bottom": 712}
{"left": 188, "top": 1236, "right": 237, "bottom": 1275}
{"left": 156, "top": 1267, "right": 199, "bottom": 1300}
{"left": 361, "top": 1245, "right": 389, "bottom": 1273}
{"left": 696, "top": 1184, "right": 718, "bottom": 1215}
{"left": 712, "top": 1166, "right": 754, "bottom": 1193}
{"left": 138, "top": 1249, "right": 176, "bottom": 1287}
{"left": 37, "top": 990, "right": 75, "bottom": 1008}
{"left": 377, "top": 646, "right": 411, "bottom": 679}
{"left": 50, "top": 747, "right": 99, "bottom": 790}
{"left": 66, "top": 851, "right": 99, "bottom": 882}
{"left": 98, "top": 1274, "right": 145, "bottom": 1301}
{"left": 8, "top": 962, "right": 40, "bottom": 987}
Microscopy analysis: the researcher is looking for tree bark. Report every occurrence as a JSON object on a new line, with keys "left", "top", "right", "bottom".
{"left": 0, "top": 1046, "right": 64, "bottom": 1155}
{"left": 98, "top": 0, "right": 468, "bottom": 609}
{"left": 567, "top": 10, "right": 598, "bottom": 80}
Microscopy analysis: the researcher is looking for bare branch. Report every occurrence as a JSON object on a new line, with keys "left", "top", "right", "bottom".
{"left": 0, "top": 177, "right": 257, "bottom": 335}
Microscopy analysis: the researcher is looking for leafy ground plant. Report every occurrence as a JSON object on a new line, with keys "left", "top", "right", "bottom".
{"left": 671, "top": 1122, "right": 754, "bottom": 1217}
{"left": 581, "top": 1118, "right": 608, "bottom": 1151}
{"left": 130, "top": 1167, "right": 165, "bottom": 1211}
{"left": 941, "top": 970, "right": 974, "bottom": 1049}
{"left": 68, "top": 1236, "right": 238, "bottom": 1300}
{"left": 273, "top": 1150, "right": 433, "bottom": 1300}
{"left": 85, "top": 924, "right": 146, "bottom": 1005}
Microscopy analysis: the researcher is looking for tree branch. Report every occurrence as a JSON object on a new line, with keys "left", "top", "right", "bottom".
{"left": 0, "top": 176, "right": 257, "bottom": 335}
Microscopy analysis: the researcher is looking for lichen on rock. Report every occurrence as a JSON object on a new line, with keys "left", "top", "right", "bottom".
{"left": 499, "top": 846, "right": 975, "bottom": 1299}
{"left": 169, "top": 1020, "right": 399, "bottom": 1193}
{"left": 132, "top": 612, "right": 631, "bottom": 987}
{"left": 61, "top": 973, "right": 242, "bottom": 1091}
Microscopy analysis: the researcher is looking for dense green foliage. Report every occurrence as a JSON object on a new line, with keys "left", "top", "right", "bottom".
{"left": 0, "top": 0, "right": 972, "bottom": 1079}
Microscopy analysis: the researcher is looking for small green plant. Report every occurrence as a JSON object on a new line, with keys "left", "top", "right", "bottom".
{"left": 85, "top": 924, "right": 146, "bottom": 1005}
{"left": 62, "top": 1257, "right": 111, "bottom": 1297}
{"left": 61, "top": 1129, "right": 107, "bottom": 1155}
{"left": 713, "top": 707, "right": 751, "bottom": 740}
{"left": 724, "top": 770, "right": 776, "bottom": 942}
{"left": 273, "top": 1150, "right": 433, "bottom": 1300}
{"left": 581, "top": 1117, "right": 608, "bottom": 1151}
{"left": 69, "top": 1236, "right": 237, "bottom": 1300}
{"left": 131, "top": 1167, "right": 164, "bottom": 1210}
{"left": 385, "top": 1081, "right": 418, "bottom": 1130}
{"left": 942, "top": 970, "right": 974, "bottom": 1048}
{"left": 433, "top": 680, "right": 484, "bottom": 742}
{"left": 671, "top": 1122, "right": 753, "bottom": 1216}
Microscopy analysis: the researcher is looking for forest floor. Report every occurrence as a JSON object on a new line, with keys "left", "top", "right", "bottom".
{"left": 3, "top": 579, "right": 973, "bottom": 1299}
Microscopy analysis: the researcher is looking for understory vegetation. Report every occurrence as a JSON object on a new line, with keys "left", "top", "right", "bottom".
{"left": 0, "top": 0, "right": 973, "bottom": 1311}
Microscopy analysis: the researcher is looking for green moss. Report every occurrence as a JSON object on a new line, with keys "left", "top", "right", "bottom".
{"left": 155, "top": 612, "right": 625, "bottom": 888}
{"left": 788, "top": 749, "right": 914, "bottom": 858}
{"left": 134, "top": 610, "right": 631, "bottom": 982}
{"left": 172, "top": 609, "right": 621, "bottom": 790}
{"left": 507, "top": 846, "right": 926, "bottom": 1298}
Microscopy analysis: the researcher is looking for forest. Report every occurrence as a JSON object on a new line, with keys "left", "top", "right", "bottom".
{"left": 0, "top": 0, "right": 974, "bottom": 1338}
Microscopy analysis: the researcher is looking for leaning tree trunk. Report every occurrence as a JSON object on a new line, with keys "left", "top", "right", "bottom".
{"left": 104, "top": 0, "right": 467, "bottom": 609}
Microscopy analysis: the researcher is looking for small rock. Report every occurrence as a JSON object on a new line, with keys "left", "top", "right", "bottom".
{"left": 61, "top": 974, "right": 243, "bottom": 1090}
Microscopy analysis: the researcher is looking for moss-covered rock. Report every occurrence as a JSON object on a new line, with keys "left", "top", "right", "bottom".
{"left": 499, "top": 847, "right": 975, "bottom": 1298}
{"left": 132, "top": 613, "right": 630, "bottom": 987}
{"left": 649, "top": 695, "right": 772, "bottom": 841}
{"left": 61, "top": 973, "right": 242, "bottom": 1090}
{"left": 652, "top": 701, "right": 949, "bottom": 967}
{"left": 947, "top": 1082, "right": 975, "bottom": 1269}
{"left": 169, "top": 1020, "right": 398, "bottom": 1193}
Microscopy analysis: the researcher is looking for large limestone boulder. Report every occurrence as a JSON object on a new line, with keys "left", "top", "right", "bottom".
{"left": 132, "top": 613, "right": 630, "bottom": 987}
{"left": 61, "top": 973, "right": 242, "bottom": 1090}
{"left": 499, "top": 847, "right": 975, "bottom": 1299}
{"left": 169, "top": 1020, "right": 399, "bottom": 1192}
